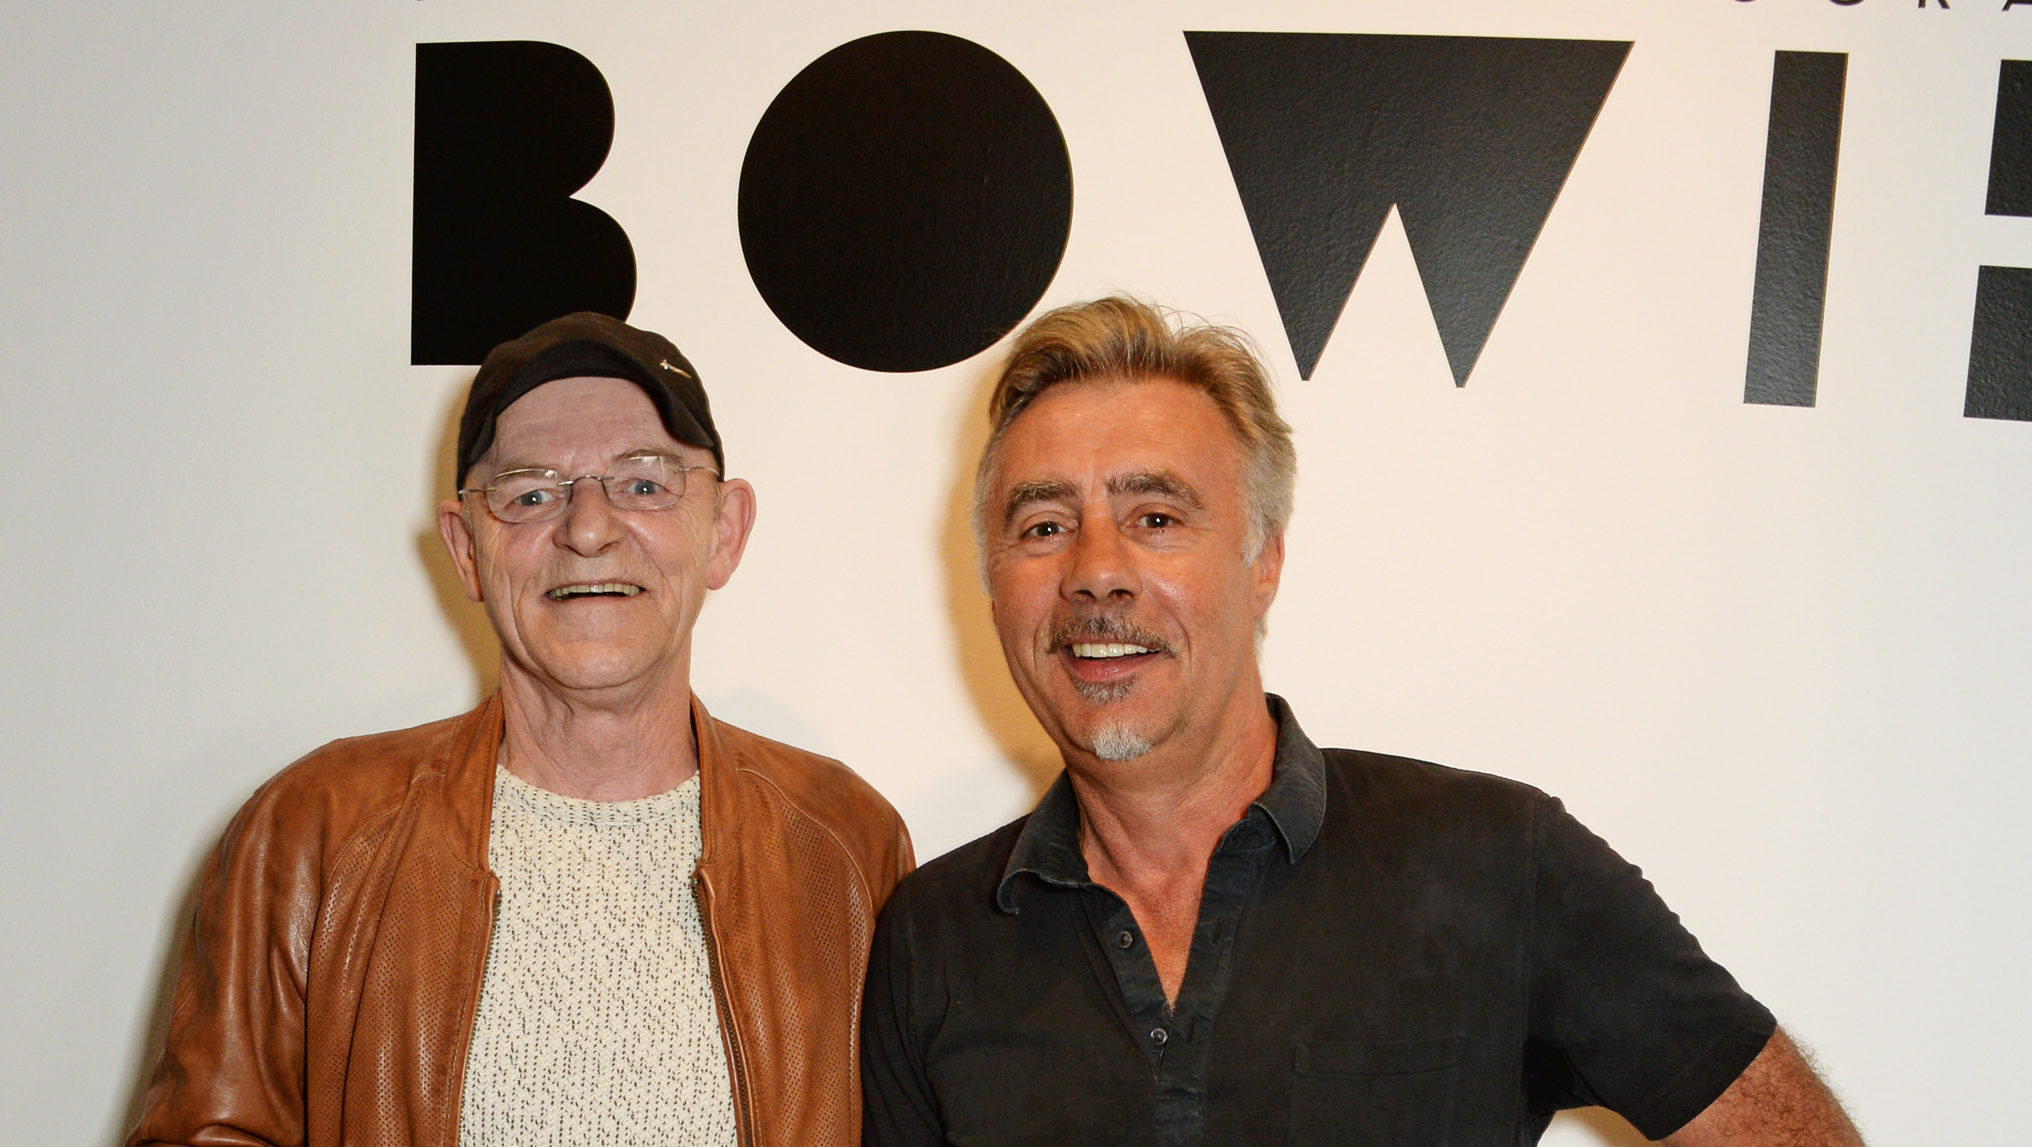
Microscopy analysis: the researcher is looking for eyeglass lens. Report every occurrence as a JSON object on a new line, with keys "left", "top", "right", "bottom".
{"left": 484, "top": 458, "right": 700, "bottom": 523}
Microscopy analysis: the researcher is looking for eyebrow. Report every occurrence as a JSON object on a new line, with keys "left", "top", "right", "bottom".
{"left": 1000, "top": 479, "right": 1077, "bottom": 529}
{"left": 1107, "top": 469, "right": 1203, "bottom": 509}
{"left": 998, "top": 470, "right": 1204, "bottom": 529}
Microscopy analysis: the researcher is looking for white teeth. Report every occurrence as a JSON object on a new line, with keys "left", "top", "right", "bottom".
{"left": 1070, "top": 643, "right": 1153, "bottom": 659}
{"left": 547, "top": 582, "right": 642, "bottom": 600}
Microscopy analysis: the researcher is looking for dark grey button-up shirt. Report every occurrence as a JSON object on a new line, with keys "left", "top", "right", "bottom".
{"left": 863, "top": 696, "right": 1774, "bottom": 1147}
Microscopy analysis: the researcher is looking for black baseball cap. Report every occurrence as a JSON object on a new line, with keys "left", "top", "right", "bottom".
{"left": 456, "top": 312, "right": 723, "bottom": 483}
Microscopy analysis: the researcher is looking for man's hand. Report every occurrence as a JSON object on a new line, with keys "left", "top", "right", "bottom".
{"left": 1663, "top": 1026, "right": 1863, "bottom": 1146}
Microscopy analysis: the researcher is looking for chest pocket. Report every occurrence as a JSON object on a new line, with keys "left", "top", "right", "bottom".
{"left": 1290, "top": 1036, "right": 1463, "bottom": 1147}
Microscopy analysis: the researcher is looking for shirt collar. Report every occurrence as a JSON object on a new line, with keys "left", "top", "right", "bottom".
{"left": 995, "top": 693, "right": 1327, "bottom": 914}
{"left": 1257, "top": 693, "right": 1327, "bottom": 862}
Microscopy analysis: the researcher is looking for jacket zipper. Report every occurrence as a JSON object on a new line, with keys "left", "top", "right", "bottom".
{"left": 443, "top": 880, "right": 501, "bottom": 1146}
{"left": 695, "top": 868, "right": 756, "bottom": 1147}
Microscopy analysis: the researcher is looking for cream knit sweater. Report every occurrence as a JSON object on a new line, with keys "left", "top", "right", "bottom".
{"left": 458, "top": 766, "right": 738, "bottom": 1146}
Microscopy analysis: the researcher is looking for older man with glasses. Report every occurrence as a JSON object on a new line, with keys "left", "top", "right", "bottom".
{"left": 127, "top": 312, "right": 913, "bottom": 1147}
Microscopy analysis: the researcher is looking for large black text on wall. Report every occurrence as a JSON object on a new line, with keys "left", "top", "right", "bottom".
{"left": 1966, "top": 60, "right": 2032, "bottom": 422}
{"left": 412, "top": 41, "right": 636, "bottom": 366}
{"left": 739, "top": 31, "right": 1072, "bottom": 373}
{"left": 1744, "top": 52, "right": 1847, "bottom": 409}
{"left": 1187, "top": 33, "right": 1630, "bottom": 384}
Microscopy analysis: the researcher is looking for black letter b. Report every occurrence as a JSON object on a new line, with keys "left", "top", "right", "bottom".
{"left": 412, "top": 41, "right": 636, "bottom": 365}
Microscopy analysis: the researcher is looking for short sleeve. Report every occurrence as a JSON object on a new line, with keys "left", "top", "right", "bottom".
{"left": 1526, "top": 796, "right": 1776, "bottom": 1138}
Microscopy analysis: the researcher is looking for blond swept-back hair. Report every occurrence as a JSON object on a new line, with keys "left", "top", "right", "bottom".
{"left": 974, "top": 296, "right": 1296, "bottom": 557}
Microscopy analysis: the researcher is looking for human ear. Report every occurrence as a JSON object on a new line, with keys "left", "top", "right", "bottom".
{"left": 1250, "top": 527, "right": 1286, "bottom": 617}
{"left": 706, "top": 478, "right": 757, "bottom": 590}
{"left": 436, "top": 497, "right": 485, "bottom": 603}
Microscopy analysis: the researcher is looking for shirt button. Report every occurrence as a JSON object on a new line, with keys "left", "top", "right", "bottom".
{"left": 1115, "top": 931, "right": 1135, "bottom": 949}
{"left": 1150, "top": 1027, "right": 1169, "bottom": 1046}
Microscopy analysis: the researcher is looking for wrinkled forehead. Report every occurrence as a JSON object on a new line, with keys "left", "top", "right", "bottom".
{"left": 483, "top": 376, "right": 695, "bottom": 468}
{"left": 991, "top": 376, "right": 1244, "bottom": 488}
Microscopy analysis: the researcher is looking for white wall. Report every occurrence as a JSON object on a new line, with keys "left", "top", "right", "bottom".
{"left": 4, "top": 2, "right": 2027, "bottom": 1143}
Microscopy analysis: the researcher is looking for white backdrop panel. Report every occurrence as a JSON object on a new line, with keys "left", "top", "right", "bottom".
{"left": 4, "top": 2, "right": 2028, "bottom": 1144}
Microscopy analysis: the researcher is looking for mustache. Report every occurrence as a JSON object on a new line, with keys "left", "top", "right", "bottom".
{"left": 540, "top": 562, "right": 647, "bottom": 585}
{"left": 1047, "top": 612, "right": 1172, "bottom": 655}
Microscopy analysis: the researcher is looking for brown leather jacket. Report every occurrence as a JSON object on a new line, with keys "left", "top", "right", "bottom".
{"left": 127, "top": 694, "right": 914, "bottom": 1147}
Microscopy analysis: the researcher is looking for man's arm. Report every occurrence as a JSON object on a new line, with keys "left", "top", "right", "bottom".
{"left": 1663, "top": 1026, "right": 1864, "bottom": 1146}
{"left": 127, "top": 793, "right": 311, "bottom": 1147}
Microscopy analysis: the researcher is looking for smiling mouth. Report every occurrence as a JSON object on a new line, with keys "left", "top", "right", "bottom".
{"left": 1059, "top": 638, "right": 1160, "bottom": 703}
{"left": 1070, "top": 643, "right": 1154, "bottom": 659}
{"left": 1051, "top": 613, "right": 1172, "bottom": 666}
{"left": 545, "top": 582, "right": 643, "bottom": 601}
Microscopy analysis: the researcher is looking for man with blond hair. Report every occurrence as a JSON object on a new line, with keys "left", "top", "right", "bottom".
{"left": 862, "top": 296, "right": 1862, "bottom": 1146}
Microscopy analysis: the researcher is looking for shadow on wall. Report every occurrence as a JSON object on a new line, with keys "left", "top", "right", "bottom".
{"left": 416, "top": 378, "right": 500, "bottom": 696}
{"left": 938, "top": 357, "right": 1063, "bottom": 800}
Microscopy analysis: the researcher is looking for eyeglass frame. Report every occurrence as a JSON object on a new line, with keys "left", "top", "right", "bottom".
{"left": 457, "top": 456, "right": 721, "bottom": 524}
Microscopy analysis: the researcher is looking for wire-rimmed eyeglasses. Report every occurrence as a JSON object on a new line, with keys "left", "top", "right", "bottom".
{"left": 458, "top": 456, "right": 719, "bottom": 524}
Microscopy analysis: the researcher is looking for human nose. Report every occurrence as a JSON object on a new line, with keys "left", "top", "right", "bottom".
{"left": 1064, "top": 518, "right": 1138, "bottom": 604}
{"left": 556, "top": 475, "right": 625, "bottom": 555}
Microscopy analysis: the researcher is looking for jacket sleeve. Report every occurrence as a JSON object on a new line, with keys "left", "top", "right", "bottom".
{"left": 126, "top": 785, "right": 319, "bottom": 1147}
{"left": 840, "top": 785, "right": 915, "bottom": 916}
